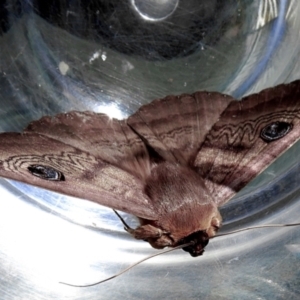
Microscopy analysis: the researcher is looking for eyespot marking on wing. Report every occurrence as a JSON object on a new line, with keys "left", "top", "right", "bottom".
{"left": 260, "top": 121, "right": 293, "bottom": 142}
{"left": 27, "top": 164, "right": 65, "bottom": 181}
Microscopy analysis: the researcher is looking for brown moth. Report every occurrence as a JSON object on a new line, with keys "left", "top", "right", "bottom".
{"left": 0, "top": 80, "right": 300, "bottom": 257}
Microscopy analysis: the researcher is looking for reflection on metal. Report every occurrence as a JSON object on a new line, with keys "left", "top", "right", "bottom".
{"left": 131, "top": 0, "right": 179, "bottom": 22}
{"left": 255, "top": 0, "right": 279, "bottom": 30}
{"left": 230, "top": 0, "right": 288, "bottom": 97}
{"left": 286, "top": 244, "right": 300, "bottom": 256}
{"left": 94, "top": 103, "right": 125, "bottom": 120}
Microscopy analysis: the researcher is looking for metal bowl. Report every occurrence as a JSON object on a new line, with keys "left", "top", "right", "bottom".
{"left": 0, "top": 1, "right": 300, "bottom": 299}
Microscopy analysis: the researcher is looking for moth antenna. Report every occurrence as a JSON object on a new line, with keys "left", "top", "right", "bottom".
{"left": 59, "top": 223, "right": 300, "bottom": 287}
{"left": 59, "top": 242, "right": 193, "bottom": 287}
{"left": 113, "top": 209, "right": 133, "bottom": 231}
{"left": 214, "top": 222, "right": 300, "bottom": 238}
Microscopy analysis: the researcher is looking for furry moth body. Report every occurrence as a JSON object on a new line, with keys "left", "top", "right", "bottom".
{"left": 0, "top": 80, "right": 300, "bottom": 256}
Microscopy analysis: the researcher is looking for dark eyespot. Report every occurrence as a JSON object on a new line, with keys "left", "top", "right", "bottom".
{"left": 260, "top": 121, "right": 292, "bottom": 142}
{"left": 27, "top": 165, "right": 65, "bottom": 181}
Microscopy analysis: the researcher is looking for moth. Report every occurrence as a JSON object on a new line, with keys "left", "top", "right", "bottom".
{"left": 0, "top": 80, "right": 300, "bottom": 258}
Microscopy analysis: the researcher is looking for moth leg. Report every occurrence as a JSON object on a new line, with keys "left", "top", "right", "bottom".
{"left": 127, "top": 224, "right": 174, "bottom": 249}
{"left": 147, "top": 235, "right": 174, "bottom": 249}
{"left": 126, "top": 224, "right": 163, "bottom": 239}
{"left": 113, "top": 209, "right": 133, "bottom": 231}
{"left": 113, "top": 210, "right": 173, "bottom": 248}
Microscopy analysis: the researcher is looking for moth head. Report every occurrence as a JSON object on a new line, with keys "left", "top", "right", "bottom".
{"left": 176, "top": 212, "right": 221, "bottom": 257}
{"left": 179, "top": 230, "right": 209, "bottom": 257}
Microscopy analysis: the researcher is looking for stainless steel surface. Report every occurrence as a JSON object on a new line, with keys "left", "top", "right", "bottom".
{"left": 0, "top": 1, "right": 300, "bottom": 299}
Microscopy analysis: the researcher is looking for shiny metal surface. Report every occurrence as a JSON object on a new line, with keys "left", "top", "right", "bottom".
{"left": 0, "top": 1, "right": 300, "bottom": 299}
